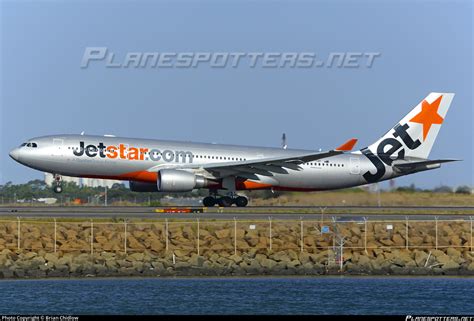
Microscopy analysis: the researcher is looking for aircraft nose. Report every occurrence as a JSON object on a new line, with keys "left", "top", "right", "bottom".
{"left": 9, "top": 148, "right": 20, "bottom": 161}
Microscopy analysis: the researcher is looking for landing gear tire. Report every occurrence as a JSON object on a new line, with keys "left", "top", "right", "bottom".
{"left": 235, "top": 196, "right": 248, "bottom": 207}
{"left": 53, "top": 174, "right": 63, "bottom": 194}
{"left": 202, "top": 196, "right": 216, "bottom": 207}
{"left": 218, "top": 196, "right": 233, "bottom": 207}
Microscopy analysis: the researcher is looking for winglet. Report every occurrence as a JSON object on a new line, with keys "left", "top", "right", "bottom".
{"left": 335, "top": 138, "right": 358, "bottom": 151}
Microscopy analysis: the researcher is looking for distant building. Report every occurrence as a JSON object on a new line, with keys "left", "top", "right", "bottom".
{"left": 44, "top": 173, "right": 121, "bottom": 188}
{"left": 81, "top": 177, "right": 122, "bottom": 188}
{"left": 37, "top": 198, "right": 58, "bottom": 204}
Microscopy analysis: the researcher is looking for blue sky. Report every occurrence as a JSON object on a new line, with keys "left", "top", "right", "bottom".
{"left": 1, "top": 0, "right": 472, "bottom": 189}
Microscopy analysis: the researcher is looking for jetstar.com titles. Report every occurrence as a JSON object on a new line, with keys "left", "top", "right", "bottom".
{"left": 72, "top": 141, "right": 194, "bottom": 163}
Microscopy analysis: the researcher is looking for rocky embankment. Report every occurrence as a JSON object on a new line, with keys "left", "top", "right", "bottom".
{"left": 0, "top": 220, "right": 473, "bottom": 278}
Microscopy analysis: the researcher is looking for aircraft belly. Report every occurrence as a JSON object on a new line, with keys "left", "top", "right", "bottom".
{"left": 271, "top": 165, "right": 363, "bottom": 190}
{"left": 37, "top": 156, "right": 151, "bottom": 178}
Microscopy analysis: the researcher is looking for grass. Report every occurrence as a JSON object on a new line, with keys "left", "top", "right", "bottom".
{"left": 250, "top": 191, "right": 474, "bottom": 207}
{"left": 0, "top": 191, "right": 471, "bottom": 223}
{"left": 0, "top": 208, "right": 472, "bottom": 224}
{"left": 1, "top": 191, "right": 472, "bottom": 208}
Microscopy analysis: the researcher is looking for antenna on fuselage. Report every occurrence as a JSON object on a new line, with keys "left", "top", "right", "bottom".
{"left": 281, "top": 133, "right": 287, "bottom": 149}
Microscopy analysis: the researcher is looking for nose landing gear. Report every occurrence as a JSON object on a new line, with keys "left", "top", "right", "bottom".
{"left": 53, "top": 174, "right": 63, "bottom": 193}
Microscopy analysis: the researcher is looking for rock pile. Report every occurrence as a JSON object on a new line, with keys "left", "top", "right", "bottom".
{"left": 0, "top": 220, "right": 472, "bottom": 278}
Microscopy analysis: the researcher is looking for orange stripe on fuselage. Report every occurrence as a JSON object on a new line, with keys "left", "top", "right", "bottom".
{"left": 118, "top": 171, "right": 158, "bottom": 182}
{"left": 236, "top": 180, "right": 273, "bottom": 190}
{"left": 235, "top": 178, "right": 321, "bottom": 191}
{"left": 81, "top": 171, "right": 157, "bottom": 183}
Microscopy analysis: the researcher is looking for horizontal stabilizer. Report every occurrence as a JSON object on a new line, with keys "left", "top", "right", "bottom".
{"left": 393, "top": 159, "right": 460, "bottom": 173}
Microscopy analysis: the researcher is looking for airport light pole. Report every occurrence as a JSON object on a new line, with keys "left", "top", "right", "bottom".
{"left": 470, "top": 216, "right": 473, "bottom": 253}
{"left": 376, "top": 183, "right": 381, "bottom": 207}
{"left": 337, "top": 237, "right": 346, "bottom": 272}
{"left": 320, "top": 207, "right": 327, "bottom": 233}
{"left": 104, "top": 186, "right": 108, "bottom": 207}
{"left": 363, "top": 217, "right": 368, "bottom": 255}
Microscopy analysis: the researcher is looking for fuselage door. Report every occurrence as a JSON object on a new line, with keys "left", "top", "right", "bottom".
{"left": 349, "top": 157, "right": 360, "bottom": 175}
{"left": 52, "top": 138, "right": 64, "bottom": 157}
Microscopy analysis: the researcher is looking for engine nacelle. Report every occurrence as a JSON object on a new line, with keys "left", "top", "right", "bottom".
{"left": 129, "top": 181, "right": 159, "bottom": 192}
{"left": 157, "top": 169, "right": 208, "bottom": 192}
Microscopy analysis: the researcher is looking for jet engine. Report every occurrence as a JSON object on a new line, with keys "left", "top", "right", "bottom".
{"left": 129, "top": 181, "right": 159, "bottom": 192}
{"left": 157, "top": 169, "right": 209, "bottom": 192}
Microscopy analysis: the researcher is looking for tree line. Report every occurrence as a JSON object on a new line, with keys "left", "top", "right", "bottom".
{"left": 0, "top": 180, "right": 471, "bottom": 206}
{"left": 0, "top": 180, "right": 179, "bottom": 205}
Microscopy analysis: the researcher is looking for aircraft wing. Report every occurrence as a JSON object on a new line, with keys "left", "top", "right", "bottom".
{"left": 146, "top": 138, "right": 357, "bottom": 179}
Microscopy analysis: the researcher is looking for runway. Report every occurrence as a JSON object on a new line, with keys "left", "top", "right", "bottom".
{"left": 0, "top": 206, "right": 472, "bottom": 221}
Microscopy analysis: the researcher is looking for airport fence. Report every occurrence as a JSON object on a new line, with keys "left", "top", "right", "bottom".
{"left": 0, "top": 217, "right": 472, "bottom": 257}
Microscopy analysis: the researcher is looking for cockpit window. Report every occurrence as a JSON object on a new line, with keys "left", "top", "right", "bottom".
{"left": 23, "top": 142, "right": 38, "bottom": 148}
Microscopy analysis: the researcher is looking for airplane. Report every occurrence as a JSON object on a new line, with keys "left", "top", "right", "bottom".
{"left": 9, "top": 92, "right": 458, "bottom": 207}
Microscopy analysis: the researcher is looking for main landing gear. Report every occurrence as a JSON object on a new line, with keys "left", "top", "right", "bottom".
{"left": 53, "top": 174, "right": 63, "bottom": 193}
{"left": 202, "top": 195, "right": 249, "bottom": 207}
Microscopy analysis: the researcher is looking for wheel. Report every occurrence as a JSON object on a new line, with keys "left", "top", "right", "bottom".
{"left": 235, "top": 196, "right": 248, "bottom": 207}
{"left": 53, "top": 185, "right": 63, "bottom": 193}
{"left": 202, "top": 196, "right": 216, "bottom": 207}
{"left": 217, "top": 196, "right": 233, "bottom": 207}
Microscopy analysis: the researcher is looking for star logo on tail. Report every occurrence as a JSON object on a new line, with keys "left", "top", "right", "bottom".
{"left": 409, "top": 95, "right": 444, "bottom": 140}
